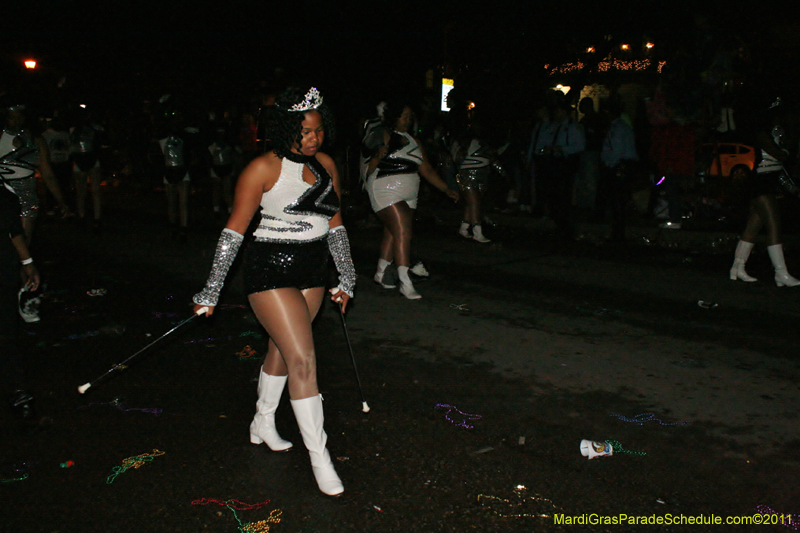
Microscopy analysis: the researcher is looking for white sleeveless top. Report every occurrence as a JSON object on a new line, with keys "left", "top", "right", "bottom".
{"left": 0, "top": 130, "right": 39, "bottom": 180}
{"left": 252, "top": 158, "right": 338, "bottom": 243}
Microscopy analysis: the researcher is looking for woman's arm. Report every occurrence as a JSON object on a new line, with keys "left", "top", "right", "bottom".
{"left": 35, "top": 137, "right": 72, "bottom": 216}
{"left": 756, "top": 130, "right": 788, "bottom": 163}
{"left": 319, "top": 153, "right": 355, "bottom": 311}
{"left": 417, "top": 142, "right": 459, "bottom": 202}
{"left": 193, "top": 154, "right": 278, "bottom": 315}
{"left": 11, "top": 233, "right": 39, "bottom": 291}
{"left": 365, "top": 130, "right": 391, "bottom": 177}
{"left": 224, "top": 154, "right": 279, "bottom": 234}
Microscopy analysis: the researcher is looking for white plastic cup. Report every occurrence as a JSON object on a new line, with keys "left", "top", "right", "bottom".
{"left": 580, "top": 439, "right": 614, "bottom": 459}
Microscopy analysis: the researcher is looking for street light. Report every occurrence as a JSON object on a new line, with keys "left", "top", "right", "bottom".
{"left": 24, "top": 59, "right": 37, "bottom": 69}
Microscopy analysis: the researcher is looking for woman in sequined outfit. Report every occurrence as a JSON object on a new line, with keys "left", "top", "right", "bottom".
{"left": 192, "top": 87, "right": 356, "bottom": 496}
{"left": 365, "top": 101, "right": 459, "bottom": 299}
{"left": 1, "top": 105, "right": 72, "bottom": 242}
{"left": 452, "top": 122, "right": 500, "bottom": 243}
{"left": 729, "top": 97, "right": 800, "bottom": 287}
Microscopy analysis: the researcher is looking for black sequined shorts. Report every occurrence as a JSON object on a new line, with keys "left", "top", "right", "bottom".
{"left": 243, "top": 239, "right": 330, "bottom": 295}
{"left": 71, "top": 152, "right": 99, "bottom": 173}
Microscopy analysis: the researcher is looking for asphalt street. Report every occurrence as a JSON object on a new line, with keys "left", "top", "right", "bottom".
{"left": 2, "top": 183, "right": 798, "bottom": 532}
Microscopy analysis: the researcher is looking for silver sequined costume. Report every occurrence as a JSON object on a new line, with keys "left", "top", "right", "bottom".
{"left": 0, "top": 129, "right": 40, "bottom": 218}
{"left": 453, "top": 139, "right": 497, "bottom": 194}
{"left": 365, "top": 131, "right": 424, "bottom": 211}
{"left": 195, "top": 155, "right": 353, "bottom": 303}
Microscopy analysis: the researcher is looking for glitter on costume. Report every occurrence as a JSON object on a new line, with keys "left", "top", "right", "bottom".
{"left": 609, "top": 412, "right": 689, "bottom": 426}
{"left": 192, "top": 498, "right": 282, "bottom": 532}
{"left": 478, "top": 485, "right": 559, "bottom": 518}
{"left": 604, "top": 439, "right": 646, "bottom": 456}
{"left": 434, "top": 403, "right": 482, "bottom": 429}
{"left": 239, "top": 330, "right": 264, "bottom": 340}
{"left": 106, "top": 449, "right": 165, "bottom": 484}
{"left": 756, "top": 505, "right": 800, "bottom": 530}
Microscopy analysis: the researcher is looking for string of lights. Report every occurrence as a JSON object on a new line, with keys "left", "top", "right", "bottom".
{"left": 549, "top": 58, "right": 666, "bottom": 76}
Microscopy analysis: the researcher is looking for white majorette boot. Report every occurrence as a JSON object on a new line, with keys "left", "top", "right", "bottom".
{"left": 373, "top": 258, "right": 396, "bottom": 288}
{"left": 471, "top": 224, "right": 491, "bottom": 243}
{"left": 409, "top": 261, "right": 429, "bottom": 277}
{"left": 767, "top": 244, "right": 800, "bottom": 287}
{"left": 459, "top": 221, "right": 471, "bottom": 239}
{"left": 397, "top": 265, "right": 421, "bottom": 300}
{"left": 290, "top": 394, "right": 344, "bottom": 496}
{"left": 249, "top": 371, "right": 293, "bottom": 451}
{"left": 729, "top": 240, "right": 757, "bottom": 282}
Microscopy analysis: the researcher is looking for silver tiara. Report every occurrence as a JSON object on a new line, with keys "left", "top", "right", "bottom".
{"left": 289, "top": 88, "right": 323, "bottom": 112}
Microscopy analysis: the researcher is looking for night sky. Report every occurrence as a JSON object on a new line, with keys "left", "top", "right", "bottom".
{"left": 2, "top": 0, "right": 794, "bottom": 116}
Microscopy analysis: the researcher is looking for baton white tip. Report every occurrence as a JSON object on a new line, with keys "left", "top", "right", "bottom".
{"left": 78, "top": 383, "right": 91, "bottom": 394}
{"left": 196, "top": 306, "right": 209, "bottom": 316}
{"left": 362, "top": 402, "right": 370, "bottom": 413}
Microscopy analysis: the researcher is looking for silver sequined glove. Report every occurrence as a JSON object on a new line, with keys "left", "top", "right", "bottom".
{"left": 193, "top": 228, "right": 244, "bottom": 307}
{"left": 327, "top": 226, "right": 356, "bottom": 298}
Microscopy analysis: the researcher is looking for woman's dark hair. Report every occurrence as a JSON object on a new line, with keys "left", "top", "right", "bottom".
{"left": 381, "top": 98, "right": 415, "bottom": 130}
{"left": 268, "top": 86, "right": 336, "bottom": 158}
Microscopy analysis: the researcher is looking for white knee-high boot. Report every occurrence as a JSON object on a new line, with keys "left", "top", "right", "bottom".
{"left": 729, "top": 240, "right": 757, "bottom": 282}
{"left": 471, "top": 224, "right": 491, "bottom": 243}
{"left": 291, "top": 395, "right": 344, "bottom": 496}
{"left": 374, "top": 258, "right": 396, "bottom": 288}
{"left": 249, "top": 372, "right": 293, "bottom": 451}
{"left": 397, "top": 265, "right": 421, "bottom": 300}
{"left": 767, "top": 244, "right": 800, "bottom": 287}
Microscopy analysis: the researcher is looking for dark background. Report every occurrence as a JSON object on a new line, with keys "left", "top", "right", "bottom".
{"left": 3, "top": 0, "right": 798, "bottom": 119}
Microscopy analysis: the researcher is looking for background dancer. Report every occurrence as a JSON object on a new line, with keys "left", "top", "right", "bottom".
{"left": 159, "top": 119, "right": 191, "bottom": 241}
{"left": 451, "top": 120, "right": 501, "bottom": 243}
{"left": 69, "top": 107, "right": 104, "bottom": 231}
{"left": 364, "top": 99, "right": 458, "bottom": 299}
{"left": 193, "top": 86, "right": 355, "bottom": 496}
{"left": 1, "top": 104, "right": 71, "bottom": 323}
{"left": 1, "top": 174, "right": 40, "bottom": 425}
{"left": 729, "top": 96, "right": 800, "bottom": 287}
{"left": 2, "top": 104, "right": 71, "bottom": 242}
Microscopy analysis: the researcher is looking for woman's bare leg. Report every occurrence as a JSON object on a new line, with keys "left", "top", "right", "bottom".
{"left": 754, "top": 194, "right": 781, "bottom": 245}
{"left": 249, "top": 287, "right": 325, "bottom": 400}
{"left": 376, "top": 202, "right": 414, "bottom": 267}
{"left": 741, "top": 198, "right": 764, "bottom": 243}
{"left": 88, "top": 167, "right": 102, "bottom": 221}
{"left": 379, "top": 226, "right": 394, "bottom": 263}
{"left": 74, "top": 171, "right": 88, "bottom": 219}
{"left": 463, "top": 189, "right": 481, "bottom": 224}
{"left": 178, "top": 181, "right": 190, "bottom": 228}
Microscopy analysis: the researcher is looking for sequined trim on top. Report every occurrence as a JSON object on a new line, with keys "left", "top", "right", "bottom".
{"left": 374, "top": 132, "right": 424, "bottom": 179}
{"left": 0, "top": 131, "right": 39, "bottom": 180}
{"left": 253, "top": 157, "right": 339, "bottom": 243}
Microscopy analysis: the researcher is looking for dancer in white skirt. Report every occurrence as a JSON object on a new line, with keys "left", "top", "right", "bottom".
{"left": 364, "top": 101, "right": 458, "bottom": 299}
